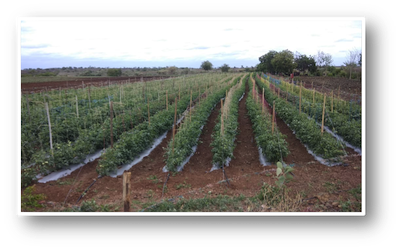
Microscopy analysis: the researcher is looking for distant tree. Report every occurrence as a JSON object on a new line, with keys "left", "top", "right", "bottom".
{"left": 258, "top": 50, "right": 278, "bottom": 73}
{"left": 315, "top": 51, "right": 333, "bottom": 75}
{"left": 221, "top": 64, "right": 230, "bottom": 72}
{"left": 295, "top": 54, "right": 317, "bottom": 74}
{"left": 271, "top": 50, "right": 297, "bottom": 75}
{"left": 107, "top": 68, "right": 122, "bottom": 77}
{"left": 358, "top": 53, "right": 362, "bottom": 67}
{"left": 167, "top": 66, "right": 178, "bottom": 75}
{"left": 200, "top": 60, "right": 213, "bottom": 70}
{"left": 344, "top": 49, "right": 359, "bottom": 80}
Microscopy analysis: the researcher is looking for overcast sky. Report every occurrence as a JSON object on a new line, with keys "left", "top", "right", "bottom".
{"left": 20, "top": 17, "right": 363, "bottom": 69}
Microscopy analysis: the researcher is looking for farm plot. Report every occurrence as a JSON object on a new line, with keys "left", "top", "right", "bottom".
{"left": 259, "top": 74, "right": 361, "bottom": 151}
{"left": 22, "top": 72, "right": 362, "bottom": 213}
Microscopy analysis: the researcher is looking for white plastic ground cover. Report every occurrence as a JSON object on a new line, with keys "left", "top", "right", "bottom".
{"left": 110, "top": 131, "right": 168, "bottom": 177}
{"left": 313, "top": 119, "right": 362, "bottom": 155}
{"left": 260, "top": 94, "right": 356, "bottom": 167}
{"left": 163, "top": 124, "right": 206, "bottom": 173}
{"left": 258, "top": 147, "right": 272, "bottom": 166}
{"left": 36, "top": 149, "right": 104, "bottom": 183}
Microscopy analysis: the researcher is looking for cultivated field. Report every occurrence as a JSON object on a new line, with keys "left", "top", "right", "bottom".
{"left": 21, "top": 73, "right": 362, "bottom": 213}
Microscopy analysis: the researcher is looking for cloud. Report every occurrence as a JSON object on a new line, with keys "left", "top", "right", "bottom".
{"left": 335, "top": 39, "right": 353, "bottom": 43}
{"left": 21, "top": 44, "right": 50, "bottom": 49}
{"left": 187, "top": 46, "right": 210, "bottom": 50}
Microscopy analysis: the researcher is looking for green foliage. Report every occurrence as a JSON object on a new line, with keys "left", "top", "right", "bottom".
{"left": 200, "top": 60, "right": 213, "bottom": 71}
{"left": 210, "top": 76, "right": 244, "bottom": 168}
{"left": 245, "top": 77, "right": 289, "bottom": 162}
{"left": 271, "top": 50, "right": 297, "bottom": 75}
{"left": 295, "top": 54, "right": 317, "bottom": 74}
{"left": 255, "top": 75, "right": 346, "bottom": 159}
{"left": 97, "top": 96, "right": 191, "bottom": 176}
{"left": 258, "top": 50, "right": 277, "bottom": 73}
{"left": 164, "top": 77, "right": 235, "bottom": 172}
{"left": 220, "top": 64, "right": 230, "bottom": 73}
{"left": 107, "top": 68, "right": 122, "bottom": 77}
{"left": 21, "top": 185, "right": 46, "bottom": 211}
{"left": 275, "top": 161, "right": 294, "bottom": 188}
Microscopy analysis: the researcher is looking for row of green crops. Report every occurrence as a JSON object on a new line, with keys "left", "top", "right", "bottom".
{"left": 261, "top": 74, "right": 361, "bottom": 119}
{"left": 210, "top": 75, "right": 245, "bottom": 168}
{"left": 246, "top": 75, "right": 289, "bottom": 163}
{"left": 21, "top": 74, "right": 226, "bottom": 166}
{"left": 260, "top": 74, "right": 361, "bottom": 149}
{"left": 96, "top": 95, "right": 191, "bottom": 176}
{"left": 163, "top": 74, "right": 242, "bottom": 172}
{"left": 254, "top": 74, "right": 346, "bottom": 160}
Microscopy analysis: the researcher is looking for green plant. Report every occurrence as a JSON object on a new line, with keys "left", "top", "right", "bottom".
{"left": 21, "top": 185, "right": 46, "bottom": 211}
{"left": 275, "top": 161, "right": 294, "bottom": 188}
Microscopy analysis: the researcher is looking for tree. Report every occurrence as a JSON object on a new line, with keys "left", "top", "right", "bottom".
{"left": 200, "top": 60, "right": 213, "bottom": 70}
{"left": 294, "top": 54, "right": 317, "bottom": 74}
{"left": 315, "top": 51, "right": 333, "bottom": 75}
{"left": 167, "top": 66, "right": 177, "bottom": 75}
{"left": 258, "top": 50, "right": 277, "bottom": 73}
{"left": 107, "top": 68, "right": 122, "bottom": 77}
{"left": 220, "top": 64, "right": 230, "bottom": 72}
{"left": 344, "top": 49, "right": 359, "bottom": 80}
{"left": 271, "top": 50, "right": 297, "bottom": 75}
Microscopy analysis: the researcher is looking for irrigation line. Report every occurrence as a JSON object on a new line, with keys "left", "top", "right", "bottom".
{"left": 62, "top": 163, "right": 85, "bottom": 206}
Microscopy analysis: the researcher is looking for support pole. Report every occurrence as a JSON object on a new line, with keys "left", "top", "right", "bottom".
{"left": 123, "top": 172, "right": 131, "bottom": 212}
{"left": 110, "top": 101, "right": 114, "bottom": 148}
{"left": 45, "top": 103, "right": 53, "bottom": 156}
{"left": 321, "top": 94, "right": 326, "bottom": 135}
{"left": 272, "top": 101, "right": 275, "bottom": 133}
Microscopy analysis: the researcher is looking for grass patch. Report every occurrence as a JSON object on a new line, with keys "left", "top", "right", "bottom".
{"left": 21, "top": 185, "right": 46, "bottom": 212}
{"left": 144, "top": 194, "right": 246, "bottom": 212}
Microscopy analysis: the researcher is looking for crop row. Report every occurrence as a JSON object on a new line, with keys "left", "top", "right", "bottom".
{"left": 260, "top": 75, "right": 361, "bottom": 149}
{"left": 164, "top": 75, "right": 241, "bottom": 172}
{"left": 210, "top": 74, "right": 245, "bottom": 169}
{"left": 255, "top": 74, "right": 346, "bottom": 160}
{"left": 247, "top": 75, "right": 289, "bottom": 163}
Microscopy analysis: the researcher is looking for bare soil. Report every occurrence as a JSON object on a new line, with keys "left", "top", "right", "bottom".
{"left": 28, "top": 82, "right": 362, "bottom": 213}
{"left": 21, "top": 76, "right": 172, "bottom": 93}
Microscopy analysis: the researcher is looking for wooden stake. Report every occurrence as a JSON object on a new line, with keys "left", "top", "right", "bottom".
{"left": 110, "top": 101, "right": 114, "bottom": 148}
{"left": 75, "top": 95, "right": 79, "bottom": 118}
{"left": 45, "top": 103, "right": 53, "bottom": 156}
{"left": 262, "top": 88, "right": 265, "bottom": 114}
{"left": 190, "top": 90, "right": 192, "bottom": 122}
{"left": 148, "top": 99, "right": 150, "bottom": 125}
{"left": 25, "top": 95, "right": 31, "bottom": 123}
{"left": 321, "top": 94, "right": 326, "bottom": 135}
{"left": 272, "top": 101, "right": 275, "bottom": 133}
{"left": 172, "top": 98, "right": 177, "bottom": 154}
{"left": 166, "top": 90, "right": 168, "bottom": 111}
{"left": 123, "top": 172, "right": 131, "bottom": 212}
{"left": 331, "top": 91, "right": 333, "bottom": 113}
{"left": 299, "top": 83, "right": 302, "bottom": 114}
{"left": 221, "top": 99, "right": 224, "bottom": 135}
{"left": 313, "top": 89, "right": 315, "bottom": 106}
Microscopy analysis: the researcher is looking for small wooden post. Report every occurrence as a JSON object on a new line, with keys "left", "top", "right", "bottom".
{"left": 25, "top": 95, "right": 31, "bottom": 123}
{"left": 123, "top": 172, "right": 131, "bottom": 212}
{"left": 331, "top": 91, "right": 334, "bottom": 113}
{"left": 272, "top": 101, "right": 275, "bottom": 133}
{"left": 110, "top": 101, "right": 114, "bottom": 148}
{"left": 221, "top": 99, "right": 224, "bottom": 135}
{"left": 262, "top": 88, "right": 265, "bottom": 114}
{"left": 45, "top": 103, "right": 53, "bottom": 156}
{"left": 148, "top": 99, "right": 150, "bottom": 125}
{"left": 75, "top": 95, "right": 79, "bottom": 118}
{"left": 172, "top": 98, "right": 177, "bottom": 154}
{"left": 313, "top": 89, "right": 315, "bottom": 106}
{"left": 190, "top": 90, "right": 192, "bottom": 122}
{"left": 299, "top": 83, "right": 302, "bottom": 114}
{"left": 321, "top": 94, "right": 326, "bottom": 135}
{"left": 166, "top": 90, "right": 168, "bottom": 111}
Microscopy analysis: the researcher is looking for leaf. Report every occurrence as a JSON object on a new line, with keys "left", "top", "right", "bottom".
{"left": 276, "top": 167, "right": 282, "bottom": 177}
{"left": 277, "top": 161, "right": 283, "bottom": 170}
